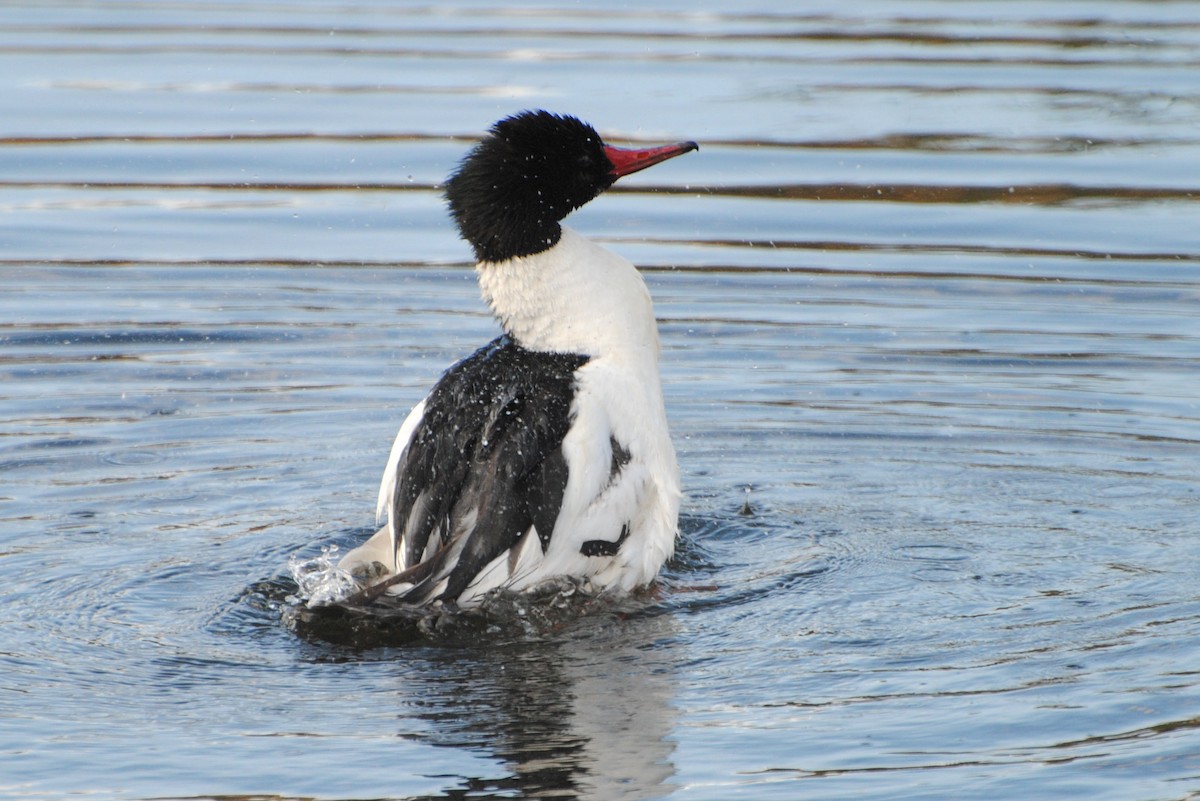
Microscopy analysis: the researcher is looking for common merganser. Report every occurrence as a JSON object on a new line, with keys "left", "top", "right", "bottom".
{"left": 336, "top": 110, "right": 698, "bottom": 608}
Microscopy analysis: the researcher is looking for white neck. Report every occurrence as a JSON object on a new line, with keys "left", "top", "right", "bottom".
{"left": 475, "top": 226, "right": 661, "bottom": 360}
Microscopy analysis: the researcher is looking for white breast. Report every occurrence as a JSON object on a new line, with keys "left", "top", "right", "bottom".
{"left": 475, "top": 225, "right": 661, "bottom": 361}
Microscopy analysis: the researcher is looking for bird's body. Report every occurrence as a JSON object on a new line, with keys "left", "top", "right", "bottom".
{"left": 335, "top": 111, "right": 696, "bottom": 609}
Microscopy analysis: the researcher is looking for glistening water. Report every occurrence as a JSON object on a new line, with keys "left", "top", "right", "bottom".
{"left": 2, "top": 2, "right": 1199, "bottom": 799}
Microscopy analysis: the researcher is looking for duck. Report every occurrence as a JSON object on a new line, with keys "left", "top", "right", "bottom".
{"left": 335, "top": 110, "right": 697, "bottom": 609}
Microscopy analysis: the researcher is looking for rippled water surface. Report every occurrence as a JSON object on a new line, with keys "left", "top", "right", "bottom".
{"left": 3, "top": 2, "right": 1200, "bottom": 799}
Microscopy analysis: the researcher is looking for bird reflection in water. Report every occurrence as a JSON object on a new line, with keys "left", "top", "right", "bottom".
{"left": 298, "top": 605, "right": 679, "bottom": 800}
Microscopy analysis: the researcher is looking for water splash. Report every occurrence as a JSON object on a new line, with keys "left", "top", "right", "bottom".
{"left": 286, "top": 544, "right": 360, "bottom": 608}
{"left": 280, "top": 569, "right": 640, "bottom": 648}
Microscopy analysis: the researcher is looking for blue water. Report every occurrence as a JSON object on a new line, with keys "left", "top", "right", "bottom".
{"left": 2, "top": 2, "right": 1199, "bottom": 799}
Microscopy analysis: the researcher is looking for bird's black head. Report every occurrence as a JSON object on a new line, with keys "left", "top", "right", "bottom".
{"left": 445, "top": 110, "right": 697, "bottom": 263}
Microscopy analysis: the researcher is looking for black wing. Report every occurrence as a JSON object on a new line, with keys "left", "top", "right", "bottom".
{"left": 387, "top": 335, "right": 588, "bottom": 605}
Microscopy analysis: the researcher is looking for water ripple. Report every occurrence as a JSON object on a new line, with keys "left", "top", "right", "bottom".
{"left": 2, "top": 2, "right": 1200, "bottom": 799}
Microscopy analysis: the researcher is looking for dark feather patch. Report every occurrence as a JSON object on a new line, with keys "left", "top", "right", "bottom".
{"left": 581, "top": 523, "right": 631, "bottom": 558}
{"left": 609, "top": 436, "right": 631, "bottom": 480}
{"left": 387, "top": 335, "right": 588, "bottom": 605}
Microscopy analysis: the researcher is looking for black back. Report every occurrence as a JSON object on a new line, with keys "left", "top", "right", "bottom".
{"left": 389, "top": 335, "right": 590, "bottom": 605}
{"left": 444, "top": 110, "right": 617, "bottom": 263}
